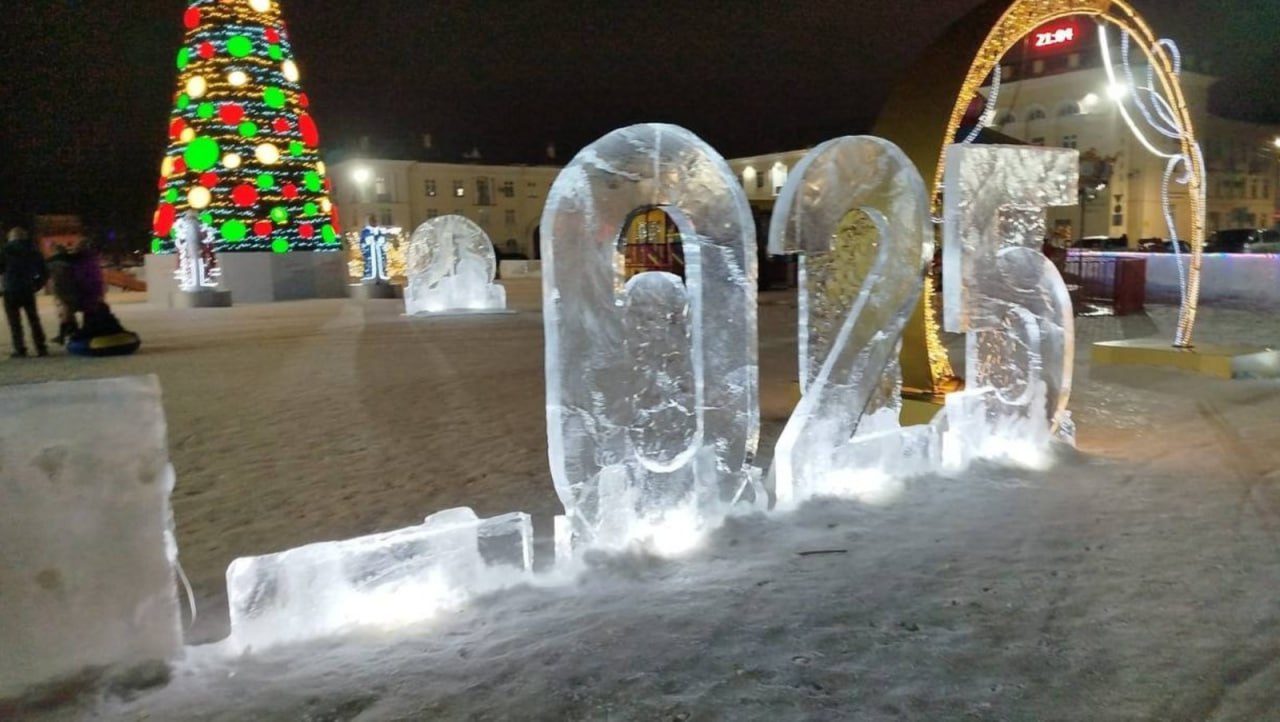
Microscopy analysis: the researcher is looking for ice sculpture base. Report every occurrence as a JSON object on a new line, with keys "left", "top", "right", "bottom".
{"left": 225, "top": 507, "right": 532, "bottom": 653}
{"left": 0, "top": 376, "right": 181, "bottom": 700}
{"left": 406, "top": 307, "right": 515, "bottom": 318}
{"left": 171, "top": 289, "right": 232, "bottom": 308}
{"left": 348, "top": 281, "right": 400, "bottom": 300}
{"left": 1092, "top": 338, "right": 1280, "bottom": 380}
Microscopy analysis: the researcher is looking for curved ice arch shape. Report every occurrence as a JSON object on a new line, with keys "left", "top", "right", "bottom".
{"left": 767, "top": 136, "right": 935, "bottom": 506}
{"left": 941, "top": 144, "right": 1078, "bottom": 468}
{"left": 541, "top": 123, "right": 763, "bottom": 557}
{"left": 404, "top": 215, "right": 506, "bottom": 314}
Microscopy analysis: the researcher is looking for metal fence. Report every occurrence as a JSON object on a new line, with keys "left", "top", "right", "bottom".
{"left": 1061, "top": 253, "right": 1146, "bottom": 316}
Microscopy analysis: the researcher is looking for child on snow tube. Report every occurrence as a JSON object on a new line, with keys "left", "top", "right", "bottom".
{"left": 66, "top": 303, "right": 141, "bottom": 357}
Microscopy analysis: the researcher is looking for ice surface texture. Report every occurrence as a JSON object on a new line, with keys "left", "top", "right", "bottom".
{"left": 175, "top": 210, "right": 220, "bottom": 290}
{"left": 226, "top": 508, "right": 532, "bottom": 652}
{"left": 404, "top": 215, "right": 506, "bottom": 314}
{"left": 941, "top": 144, "right": 1078, "bottom": 465}
{"left": 0, "top": 376, "right": 181, "bottom": 699}
{"left": 767, "top": 136, "right": 934, "bottom": 505}
{"left": 541, "top": 123, "right": 763, "bottom": 555}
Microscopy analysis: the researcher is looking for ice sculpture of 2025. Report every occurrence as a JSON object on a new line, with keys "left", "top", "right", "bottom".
{"left": 214, "top": 127, "right": 1079, "bottom": 653}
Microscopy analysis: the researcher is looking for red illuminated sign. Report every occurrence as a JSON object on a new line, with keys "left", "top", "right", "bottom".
{"left": 1032, "top": 22, "right": 1077, "bottom": 50}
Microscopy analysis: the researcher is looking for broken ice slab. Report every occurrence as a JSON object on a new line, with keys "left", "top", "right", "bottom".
{"left": 0, "top": 376, "right": 182, "bottom": 699}
{"left": 225, "top": 508, "right": 532, "bottom": 652}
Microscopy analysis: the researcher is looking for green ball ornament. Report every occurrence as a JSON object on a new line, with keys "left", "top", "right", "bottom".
{"left": 183, "top": 137, "right": 220, "bottom": 172}
{"left": 227, "top": 36, "right": 253, "bottom": 58}
{"left": 271, "top": 238, "right": 290, "bottom": 254}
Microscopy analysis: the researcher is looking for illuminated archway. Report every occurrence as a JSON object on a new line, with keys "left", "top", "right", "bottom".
{"left": 875, "top": 0, "right": 1205, "bottom": 397}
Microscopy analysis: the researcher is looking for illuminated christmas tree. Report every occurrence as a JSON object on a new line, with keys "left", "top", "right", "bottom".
{"left": 152, "top": 0, "right": 338, "bottom": 255}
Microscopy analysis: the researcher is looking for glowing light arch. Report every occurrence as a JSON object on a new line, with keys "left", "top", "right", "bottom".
{"left": 875, "top": 0, "right": 1206, "bottom": 397}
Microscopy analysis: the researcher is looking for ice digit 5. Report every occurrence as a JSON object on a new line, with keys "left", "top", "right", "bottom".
{"left": 541, "top": 123, "right": 763, "bottom": 557}
{"left": 767, "top": 136, "right": 934, "bottom": 505}
{"left": 941, "top": 144, "right": 1078, "bottom": 467}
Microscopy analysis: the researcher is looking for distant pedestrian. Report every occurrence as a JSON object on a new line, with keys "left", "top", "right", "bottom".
{"left": 0, "top": 227, "right": 49, "bottom": 357}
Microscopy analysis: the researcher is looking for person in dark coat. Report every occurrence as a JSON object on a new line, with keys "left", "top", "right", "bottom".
{"left": 0, "top": 227, "right": 49, "bottom": 357}
{"left": 46, "top": 243, "right": 81, "bottom": 344}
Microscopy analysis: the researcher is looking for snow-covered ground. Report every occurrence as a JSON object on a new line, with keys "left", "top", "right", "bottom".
{"left": 4, "top": 283, "right": 1280, "bottom": 720}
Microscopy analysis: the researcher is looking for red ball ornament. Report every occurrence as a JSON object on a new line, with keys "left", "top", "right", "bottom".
{"left": 273, "top": 118, "right": 291, "bottom": 133}
{"left": 157, "top": 177, "right": 168, "bottom": 191}
{"left": 299, "top": 224, "right": 315, "bottom": 239}
{"left": 331, "top": 207, "right": 340, "bottom": 229}
{"left": 199, "top": 172, "right": 219, "bottom": 188}
{"left": 183, "top": 8, "right": 201, "bottom": 29}
{"left": 232, "top": 185, "right": 258, "bottom": 207}
{"left": 219, "top": 103, "right": 245, "bottom": 125}
{"left": 297, "top": 93, "right": 310, "bottom": 109}
{"left": 282, "top": 183, "right": 298, "bottom": 199}
{"left": 198, "top": 42, "right": 215, "bottom": 59}
{"left": 154, "top": 203, "right": 177, "bottom": 236}
{"left": 174, "top": 157, "right": 188, "bottom": 174}
{"left": 254, "top": 220, "right": 274, "bottom": 236}
{"left": 298, "top": 114, "right": 319, "bottom": 148}
{"left": 169, "top": 118, "right": 186, "bottom": 139}
{"left": 265, "top": 27, "right": 280, "bottom": 43}
{"left": 323, "top": 177, "right": 333, "bottom": 192}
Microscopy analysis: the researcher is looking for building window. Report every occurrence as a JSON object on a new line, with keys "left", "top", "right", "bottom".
{"left": 742, "top": 166, "right": 757, "bottom": 189}
{"left": 1032, "top": 59, "right": 1045, "bottom": 74}
{"left": 505, "top": 209, "right": 516, "bottom": 227}
{"left": 1067, "top": 53, "right": 1081, "bottom": 69}
{"left": 1027, "top": 107, "right": 1047, "bottom": 122}
{"left": 427, "top": 208, "right": 439, "bottom": 219}
{"left": 1057, "top": 102, "right": 1080, "bottom": 117}
{"left": 453, "top": 180, "right": 465, "bottom": 198}
{"left": 375, "top": 176, "right": 389, "bottom": 202}
{"left": 500, "top": 181, "right": 515, "bottom": 198}
{"left": 476, "top": 178, "right": 492, "bottom": 205}
{"left": 1031, "top": 137, "right": 1045, "bottom": 146}
{"left": 527, "top": 181, "right": 538, "bottom": 198}
{"left": 425, "top": 179, "right": 437, "bottom": 197}
{"left": 770, "top": 162, "right": 788, "bottom": 196}
{"left": 1264, "top": 180, "right": 1271, "bottom": 199}
{"left": 1061, "top": 134, "right": 1078, "bottom": 149}
{"left": 379, "top": 208, "right": 392, "bottom": 225}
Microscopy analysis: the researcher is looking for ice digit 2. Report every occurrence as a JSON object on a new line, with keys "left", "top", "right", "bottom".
{"left": 767, "top": 136, "right": 933, "bottom": 505}
{"left": 941, "top": 144, "right": 1078, "bottom": 460}
{"left": 541, "top": 123, "right": 763, "bottom": 555}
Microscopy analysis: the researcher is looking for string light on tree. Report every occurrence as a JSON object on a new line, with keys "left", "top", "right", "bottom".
{"left": 153, "top": 0, "right": 339, "bottom": 255}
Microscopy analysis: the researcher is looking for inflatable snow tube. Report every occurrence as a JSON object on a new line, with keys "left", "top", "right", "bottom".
{"left": 67, "top": 331, "right": 142, "bottom": 357}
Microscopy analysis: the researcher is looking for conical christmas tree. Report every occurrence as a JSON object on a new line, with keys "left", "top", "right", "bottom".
{"left": 152, "top": 0, "right": 338, "bottom": 255}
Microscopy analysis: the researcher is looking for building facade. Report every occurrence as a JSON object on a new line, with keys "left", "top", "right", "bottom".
{"left": 329, "top": 159, "right": 562, "bottom": 259}
{"left": 983, "top": 17, "right": 1280, "bottom": 242}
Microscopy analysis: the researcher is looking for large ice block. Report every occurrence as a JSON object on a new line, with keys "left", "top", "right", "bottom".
{"left": 0, "top": 376, "right": 181, "bottom": 699}
{"left": 404, "top": 215, "right": 506, "bottom": 314}
{"left": 941, "top": 144, "right": 1078, "bottom": 462}
{"left": 225, "top": 507, "right": 532, "bottom": 652}
{"left": 766, "top": 136, "right": 933, "bottom": 505}
{"left": 541, "top": 123, "right": 763, "bottom": 556}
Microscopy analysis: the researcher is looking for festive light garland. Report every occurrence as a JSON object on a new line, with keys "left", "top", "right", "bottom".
{"left": 152, "top": 0, "right": 339, "bottom": 255}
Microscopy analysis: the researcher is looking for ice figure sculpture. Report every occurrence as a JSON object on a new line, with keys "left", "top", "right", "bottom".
{"left": 360, "top": 219, "right": 399, "bottom": 282}
{"left": 174, "top": 209, "right": 220, "bottom": 290}
{"left": 541, "top": 123, "right": 763, "bottom": 557}
{"left": 225, "top": 508, "right": 532, "bottom": 652}
{"left": 940, "top": 144, "right": 1078, "bottom": 468}
{"left": 767, "top": 136, "right": 936, "bottom": 506}
{"left": 403, "top": 215, "right": 507, "bottom": 314}
{"left": 0, "top": 376, "right": 181, "bottom": 698}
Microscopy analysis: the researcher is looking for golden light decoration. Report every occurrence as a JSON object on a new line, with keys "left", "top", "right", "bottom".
{"left": 227, "top": 70, "right": 249, "bottom": 87}
{"left": 222, "top": 152, "right": 243, "bottom": 169}
{"left": 255, "top": 142, "right": 281, "bottom": 165}
{"left": 249, "top": 0, "right": 272, "bottom": 12}
{"left": 180, "top": 127, "right": 196, "bottom": 143}
{"left": 161, "top": 156, "right": 175, "bottom": 177}
{"left": 282, "top": 60, "right": 299, "bottom": 82}
{"left": 936, "top": 0, "right": 1204, "bottom": 347}
{"left": 320, "top": 198, "right": 332, "bottom": 213}
{"left": 188, "top": 186, "right": 212, "bottom": 210}
{"left": 186, "top": 75, "right": 207, "bottom": 99}
{"left": 316, "top": 161, "right": 326, "bottom": 176}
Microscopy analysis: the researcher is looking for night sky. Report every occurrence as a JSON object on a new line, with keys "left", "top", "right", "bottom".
{"left": 2, "top": 0, "right": 1277, "bottom": 235}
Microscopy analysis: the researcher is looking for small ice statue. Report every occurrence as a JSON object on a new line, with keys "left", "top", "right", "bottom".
{"left": 360, "top": 215, "right": 399, "bottom": 283}
{"left": 541, "top": 123, "right": 765, "bottom": 558}
{"left": 940, "top": 144, "right": 1078, "bottom": 469}
{"left": 403, "top": 215, "right": 506, "bottom": 314}
{"left": 767, "top": 136, "right": 936, "bottom": 506}
{"left": 174, "top": 210, "right": 220, "bottom": 291}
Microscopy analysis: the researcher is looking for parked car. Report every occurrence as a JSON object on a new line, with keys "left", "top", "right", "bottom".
{"left": 1074, "top": 235, "right": 1129, "bottom": 251}
{"left": 1203, "top": 228, "right": 1278, "bottom": 253}
{"left": 1137, "top": 238, "right": 1191, "bottom": 253}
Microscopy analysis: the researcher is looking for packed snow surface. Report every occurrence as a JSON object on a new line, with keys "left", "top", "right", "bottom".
{"left": 2, "top": 283, "right": 1278, "bottom": 720}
